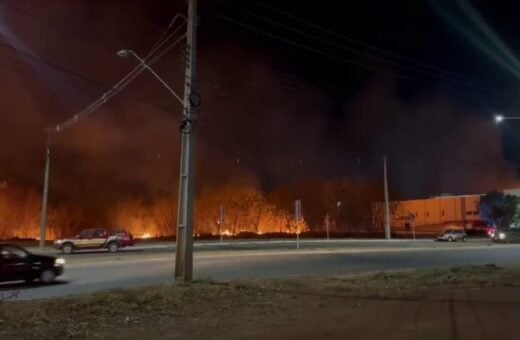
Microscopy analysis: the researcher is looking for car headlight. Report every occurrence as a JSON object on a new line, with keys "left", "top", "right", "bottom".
{"left": 54, "top": 239, "right": 63, "bottom": 244}
{"left": 499, "top": 232, "right": 506, "bottom": 240}
{"left": 55, "top": 258, "right": 66, "bottom": 265}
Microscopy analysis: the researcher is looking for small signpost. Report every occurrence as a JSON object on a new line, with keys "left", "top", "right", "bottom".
{"left": 325, "top": 214, "right": 330, "bottom": 240}
{"left": 219, "top": 205, "right": 225, "bottom": 243}
{"left": 295, "top": 199, "right": 302, "bottom": 249}
{"left": 409, "top": 213, "right": 416, "bottom": 241}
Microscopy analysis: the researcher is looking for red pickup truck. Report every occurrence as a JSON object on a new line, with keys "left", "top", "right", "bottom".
{"left": 53, "top": 228, "right": 135, "bottom": 254}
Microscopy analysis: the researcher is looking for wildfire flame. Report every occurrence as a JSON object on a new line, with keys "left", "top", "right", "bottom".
{"left": 141, "top": 232, "right": 152, "bottom": 239}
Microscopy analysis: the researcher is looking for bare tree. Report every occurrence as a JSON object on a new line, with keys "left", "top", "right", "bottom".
{"left": 372, "top": 201, "right": 404, "bottom": 230}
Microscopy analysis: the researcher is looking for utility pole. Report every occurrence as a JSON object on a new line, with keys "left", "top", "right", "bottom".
{"left": 39, "top": 132, "right": 51, "bottom": 249}
{"left": 175, "top": 0, "right": 198, "bottom": 282}
{"left": 383, "top": 156, "right": 391, "bottom": 240}
{"left": 219, "top": 204, "right": 224, "bottom": 243}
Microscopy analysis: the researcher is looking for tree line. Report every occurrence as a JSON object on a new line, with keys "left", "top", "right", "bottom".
{"left": 0, "top": 177, "right": 389, "bottom": 239}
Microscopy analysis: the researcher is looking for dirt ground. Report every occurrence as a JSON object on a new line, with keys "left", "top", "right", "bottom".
{"left": 2, "top": 265, "right": 520, "bottom": 339}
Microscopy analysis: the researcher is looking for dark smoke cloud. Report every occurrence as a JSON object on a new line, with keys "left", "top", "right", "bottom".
{"left": 340, "top": 77, "right": 519, "bottom": 197}
{"left": 0, "top": 0, "right": 333, "bottom": 224}
{"left": 0, "top": 0, "right": 517, "bottom": 228}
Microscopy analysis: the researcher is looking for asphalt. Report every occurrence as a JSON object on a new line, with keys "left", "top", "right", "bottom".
{"left": 3, "top": 239, "right": 520, "bottom": 300}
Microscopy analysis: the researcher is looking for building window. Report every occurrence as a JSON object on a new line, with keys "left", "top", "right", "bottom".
{"left": 426, "top": 212, "right": 429, "bottom": 217}
{"left": 441, "top": 210, "right": 445, "bottom": 217}
{"left": 473, "top": 211, "right": 480, "bottom": 215}
{"left": 466, "top": 211, "right": 473, "bottom": 216}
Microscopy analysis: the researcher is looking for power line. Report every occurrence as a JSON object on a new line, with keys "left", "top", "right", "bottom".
{"left": 204, "top": 40, "right": 348, "bottom": 93}
{"left": 0, "top": 39, "right": 173, "bottom": 116}
{"left": 0, "top": 0, "right": 175, "bottom": 49}
{"left": 0, "top": 11, "right": 321, "bottom": 131}
{"left": 219, "top": 1, "right": 483, "bottom": 89}
{"left": 0, "top": 18, "right": 186, "bottom": 128}
{"left": 0, "top": 3, "right": 187, "bottom": 121}
{"left": 0, "top": 53, "right": 175, "bottom": 117}
{"left": 253, "top": 0, "right": 481, "bottom": 84}
{"left": 51, "top": 26, "right": 187, "bottom": 132}
{"left": 213, "top": 13, "right": 470, "bottom": 92}
{"left": 0, "top": 1, "right": 186, "bottom": 65}
{"left": 201, "top": 55, "right": 334, "bottom": 97}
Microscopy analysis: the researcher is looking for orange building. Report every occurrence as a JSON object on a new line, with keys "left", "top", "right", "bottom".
{"left": 374, "top": 189, "right": 520, "bottom": 235}
{"left": 393, "top": 194, "right": 481, "bottom": 229}
{"left": 374, "top": 194, "right": 484, "bottom": 235}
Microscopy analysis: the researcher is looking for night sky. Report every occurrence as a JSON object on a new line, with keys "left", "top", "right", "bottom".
{"left": 1, "top": 0, "right": 520, "bottom": 213}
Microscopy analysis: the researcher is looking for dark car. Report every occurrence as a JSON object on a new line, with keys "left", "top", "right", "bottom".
{"left": 442, "top": 220, "right": 496, "bottom": 238}
{"left": 0, "top": 244, "right": 65, "bottom": 283}
{"left": 465, "top": 220, "right": 496, "bottom": 238}
{"left": 492, "top": 228, "right": 520, "bottom": 243}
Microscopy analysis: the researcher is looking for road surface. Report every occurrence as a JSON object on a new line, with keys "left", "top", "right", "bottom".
{"left": 3, "top": 239, "right": 520, "bottom": 300}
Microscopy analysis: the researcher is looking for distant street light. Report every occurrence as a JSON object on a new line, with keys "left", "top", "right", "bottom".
{"left": 494, "top": 114, "right": 520, "bottom": 123}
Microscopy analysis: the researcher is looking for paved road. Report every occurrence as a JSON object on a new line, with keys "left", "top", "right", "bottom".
{"left": 3, "top": 239, "right": 520, "bottom": 300}
{"left": 25, "top": 238, "right": 493, "bottom": 257}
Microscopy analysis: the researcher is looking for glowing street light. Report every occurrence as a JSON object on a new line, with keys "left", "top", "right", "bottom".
{"left": 494, "top": 114, "right": 520, "bottom": 124}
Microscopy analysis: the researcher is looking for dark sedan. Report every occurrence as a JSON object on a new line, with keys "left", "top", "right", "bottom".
{"left": 0, "top": 244, "right": 65, "bottom": 283}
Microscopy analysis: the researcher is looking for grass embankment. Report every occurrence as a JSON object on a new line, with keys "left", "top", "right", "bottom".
{"left": 2, "top": 265, "right": 520, "bottom": 339}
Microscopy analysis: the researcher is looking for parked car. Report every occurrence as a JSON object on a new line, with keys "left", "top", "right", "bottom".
{"left": 53, "top": 228, "right": 134, "bottom": 254}
{"left": 442, "top": 220, "right": 496, "bottom": 238}
{"left": 492, "top": 228, "right": 520, "bottom": 243}
{"left": 0, "top": 244, "right": 64, "bottom": 283}
{"left": 436, "top": 229, "right": 467, "bottom": 242}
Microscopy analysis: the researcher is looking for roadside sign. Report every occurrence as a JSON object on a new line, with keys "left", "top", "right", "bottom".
{"left": 294, "top": 199, "right": 302, "bottom": 249}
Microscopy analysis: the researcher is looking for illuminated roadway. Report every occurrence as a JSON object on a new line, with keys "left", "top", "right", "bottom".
{"left": 3, "top": 239, "right": 520, "bottom": 300}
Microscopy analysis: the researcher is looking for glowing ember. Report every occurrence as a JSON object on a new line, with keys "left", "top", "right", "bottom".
{"left": 222, "top": 230, "right": 232, "bottom": 236}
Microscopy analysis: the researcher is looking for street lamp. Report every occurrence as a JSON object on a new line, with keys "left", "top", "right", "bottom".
{"left": 118, "top": 0, "right": 197, "bottom": 282}
{"left": 495, "top": 115, "right": 504, "bottom": 123}
{"left": 117, "top": 48, "right": 194, "bottom": 280}
{"left": 37, "top": 17, "right": 189, "bottom": 250}
{"left": 117, "top": 49, "right": 184, "bottom": 105}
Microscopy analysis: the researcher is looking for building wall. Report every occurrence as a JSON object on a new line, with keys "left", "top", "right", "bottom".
{"left": 392, "top": 195, "right": 481, "bottom": 230}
